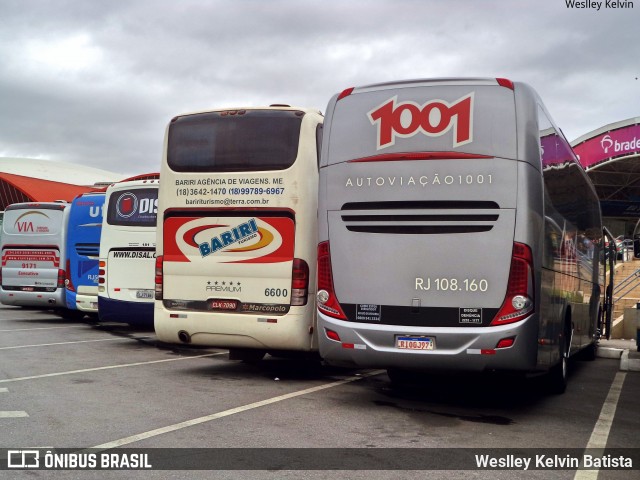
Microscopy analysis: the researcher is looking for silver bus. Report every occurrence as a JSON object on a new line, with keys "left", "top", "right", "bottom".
{"left": 1, "top": 202, "right": 70, "bottom": 308}
{"left": 316, "top": 78, "right": 614, "bottom": 392}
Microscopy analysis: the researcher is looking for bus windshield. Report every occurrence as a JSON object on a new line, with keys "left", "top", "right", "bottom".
{"left": 167, "top": 110, "right": 303, "bottom": 172}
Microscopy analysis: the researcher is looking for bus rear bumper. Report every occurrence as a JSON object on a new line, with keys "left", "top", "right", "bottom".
{"left": 154, "top": 304, "right": 316, "bottom": 352}
{"left": 318, "top": 312, "right": 538, "bottom": 373}
{"left": 98, "top": 297, "right": 154, "bottom": 329}
{"left": 75, "top": 292, "right": 99, "bottom": 312}
{"left": 0, "top": 289, "right": 66, "bottom": 308}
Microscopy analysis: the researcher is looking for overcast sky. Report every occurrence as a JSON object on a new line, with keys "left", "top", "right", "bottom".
{"left": 1, "top": 0, "right": 638, "bottom": 176}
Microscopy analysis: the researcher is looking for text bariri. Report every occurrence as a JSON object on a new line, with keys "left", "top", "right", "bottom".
{"left": 198, "top": 218, "right": 259, "bottom": 257}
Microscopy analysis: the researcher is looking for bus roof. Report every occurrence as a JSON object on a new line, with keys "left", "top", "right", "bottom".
{"left": 4, "top": 201, "right": 68, "bottom": 211}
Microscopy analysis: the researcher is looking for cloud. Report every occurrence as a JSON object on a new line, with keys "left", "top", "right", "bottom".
{"left": 0, "top": 0, "right": 638, "bottom": 175}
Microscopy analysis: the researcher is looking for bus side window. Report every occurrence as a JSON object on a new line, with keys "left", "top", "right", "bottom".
{"left": 544, "top": 215, "right": 562, "bottom": 268}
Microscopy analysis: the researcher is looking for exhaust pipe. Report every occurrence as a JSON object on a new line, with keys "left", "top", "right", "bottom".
{"left": 178, "top": 330, "right": 191, "bottom": 344}
{"left": 48, "top": 299, "right": 56, "bottom": 305}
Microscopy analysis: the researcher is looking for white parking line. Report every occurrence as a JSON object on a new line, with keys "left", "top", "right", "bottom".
{"left": 89, "top": 370, "right": 385, "bottom": 451}
{"left": 0, "top": 337, "right": 140, "bottom": 350}
{"left": 0, "top": 411, "right": 29, "bottom": 418}
{"left": 574, "top": 371, "right": 626, "bottom": 480}
{"left": 0, "top": 352, "right": 226, "bottom": 384}
{"left": 0, "top": 325, "right": 87, "bottom": 332}
{"left": 585, "top": 371, "right": 626, "bottom": 448}
{"left": 0, "top": 388, "right": 7, "bottom": 393}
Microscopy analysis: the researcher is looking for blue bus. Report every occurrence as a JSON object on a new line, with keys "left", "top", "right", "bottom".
{"left": 64, "top": 191, "right": 105, "bottom": 319}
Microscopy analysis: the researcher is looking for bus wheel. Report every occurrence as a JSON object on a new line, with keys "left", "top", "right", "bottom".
{"left": 581, "top": 339, "right": 598, "bottom": 361}
{"left": 387, "top": 368, "right": 418, "bottom": 385}
{"left": 547, "top": 330, "right": 569, "bottom": 394}
{"left": 59, "top": 309, "right": 86, "bottom": 321}
{"left": 229, "top": 348, "right": 266, "bottom": 364}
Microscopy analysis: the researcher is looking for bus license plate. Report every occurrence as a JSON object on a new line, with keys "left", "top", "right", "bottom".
{"left": 21, "top": 286, "right": 35, "bottom": 292}
{"left": 396, "top": 336, "right": 435, "bottom": 350}
{"left": 209, "top": 300, "right": 238, "bottom": 311}
{"left": 136, "top": 290, "right": 154, "bottom": 299}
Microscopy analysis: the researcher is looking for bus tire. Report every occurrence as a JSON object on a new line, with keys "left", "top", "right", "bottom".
{"left": 60, "top": 309, "right": 87, "bottom": 321}
{"left": 581, "top": 340, "right": 598, "bottom": 361}
{"left": 229, "top": 348, "right": 266, "bottom": 364}
{"left": 387, "top": 368, "right": 418, "bottom": 385}
{"left": 547, "top": 326, "right": 570, "bottom": 394}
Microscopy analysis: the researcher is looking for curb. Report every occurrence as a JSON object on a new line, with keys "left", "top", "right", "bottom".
{"left": 597, "top": 347, "right": 640, "bottom": 371}
{"left": 597, "top": 347, "right": 623, "bottom": 359}
{"left": 620, "top": 350, "right": 640, "bottom": 372}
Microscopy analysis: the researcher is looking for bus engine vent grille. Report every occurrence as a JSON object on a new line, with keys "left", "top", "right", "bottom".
{"left": 75, "top": 243, "right": 100, "bottom": 257}
{"left": 340, "top": 201, "right": 500, "bottom": 234}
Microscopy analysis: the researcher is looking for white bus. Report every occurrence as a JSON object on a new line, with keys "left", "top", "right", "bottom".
{"left": 154, "top": 105, "right": 323, "bottom": 361}
{"left": 317, "top": 78, "right": 615, "bottom": 392}
{"left": 98, "top": 179, "right": 158, "bottom": 329}
{"left": 0, "top": 202, "right": 70, "bottom": 308}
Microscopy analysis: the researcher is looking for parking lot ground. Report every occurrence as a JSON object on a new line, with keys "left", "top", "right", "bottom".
{"left": 0, "top": 305, "right": 638, "bottom": 479}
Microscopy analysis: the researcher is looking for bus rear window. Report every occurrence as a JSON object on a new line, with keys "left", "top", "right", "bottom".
{"left": 106, "top": 188, "right": 158, "bottom": 227}
{"left": 167, "top": 110, "right": 303, "bottom": 172}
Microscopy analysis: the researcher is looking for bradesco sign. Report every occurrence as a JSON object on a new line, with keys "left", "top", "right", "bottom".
{"left": 574, "top": 123, "right": 640, "bottom": 169}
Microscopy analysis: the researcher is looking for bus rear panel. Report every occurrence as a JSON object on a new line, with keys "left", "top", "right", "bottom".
{"left": 155, "top": 107, "right": 323, "bottom": 354}
{"left": 317, "top": 78, "right": 602, "bottom": 377}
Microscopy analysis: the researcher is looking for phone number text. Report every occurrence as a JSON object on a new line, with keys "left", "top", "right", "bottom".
{"left": 176, "top": 187, "right": 285, "bottom": 196}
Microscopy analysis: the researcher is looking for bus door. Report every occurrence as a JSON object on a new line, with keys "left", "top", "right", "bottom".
{"left": 602, "top": 227, "right": 616, "bottom": 339}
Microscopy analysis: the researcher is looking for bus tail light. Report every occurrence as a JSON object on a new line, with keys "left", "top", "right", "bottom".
{"left": 337, "top": 87, "right": 355, "bottom": 101}
{"left": 491, "top": 243, "right": 534, "bottom": 326}
{"left": 291, "top": 258, "right": 309, "bottom": 306}
{"left": 64, "top": 259, "right": 75, "bottom": 292}
{"left": 496, "top": 337, "right": 516, "bottom": 349}
{"left": 496, "top": 78, "right": 515, "bottom": 90}
{"left": 317, "top": 241, "right": 347, "bottom": 320}
{"left": 57, "top": 269, "right": 66, "bottom": 289}
{"left": 98, "top": 260, "right": 105, "bottom": 285}
{"left": 325, "top": 329, "right": 341, "bottom": 342}
{"left": 155, "top": 255, "right": 163, "bottom": 300}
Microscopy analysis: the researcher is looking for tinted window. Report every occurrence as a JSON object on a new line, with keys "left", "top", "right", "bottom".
{"left": 106, "top": 188, "right": 158, "bottom": 227}
{"left": 540, "top": 108, "right": 601, "bottom": 278}
{"left": 326, "top": 84, "right": 517, "bottom": 165}
{"left": 316, "top": 123, "right": 323, "bottom": 169}
{"left": 168, "top": 110, "right": 303, "bottom": 172}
